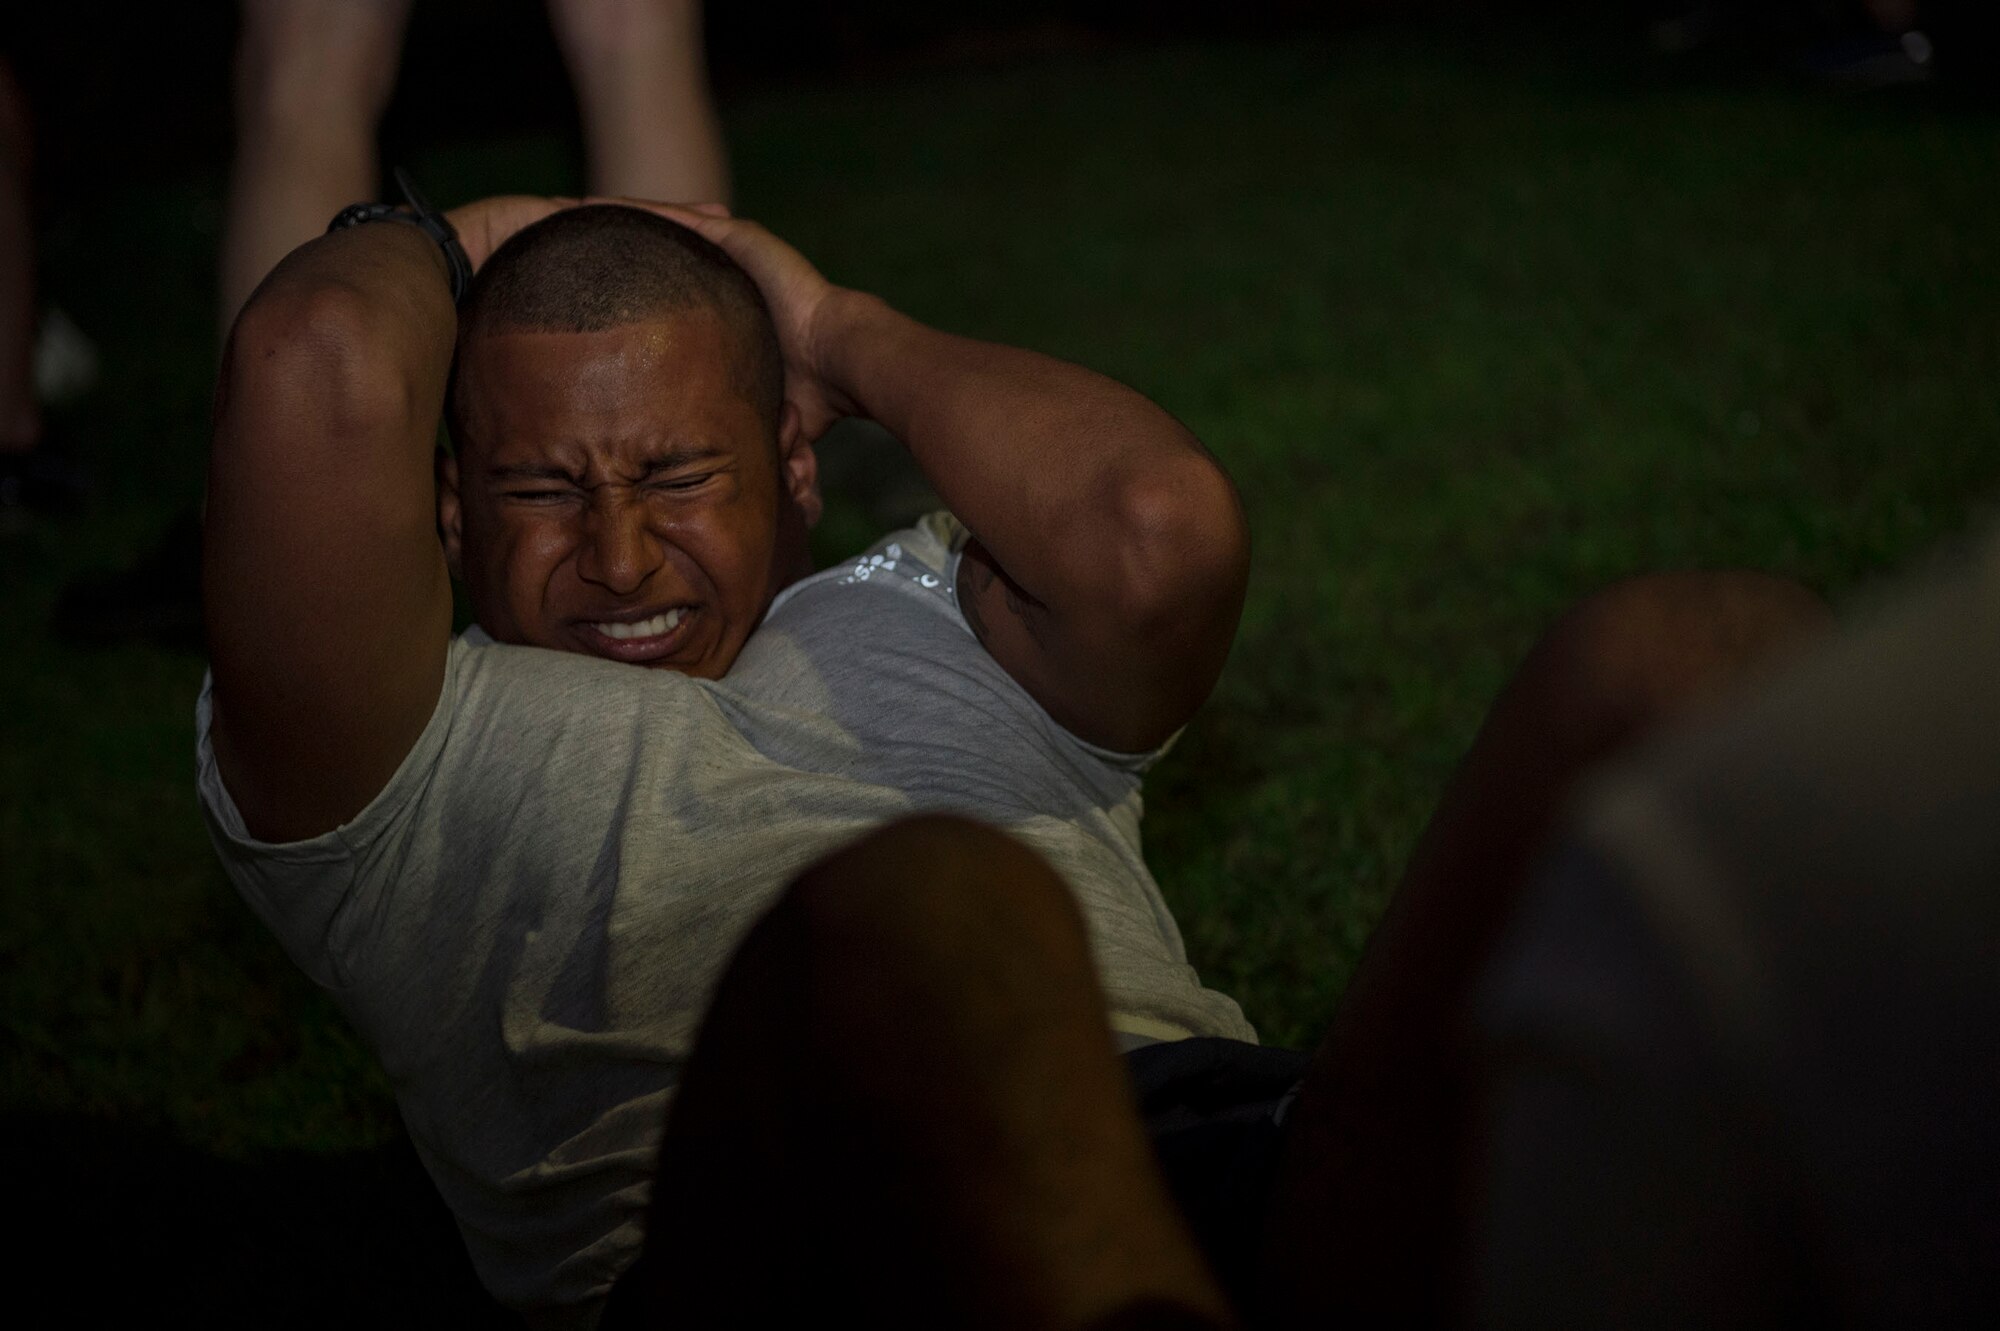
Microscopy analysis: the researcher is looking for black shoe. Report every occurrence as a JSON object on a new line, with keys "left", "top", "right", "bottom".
{"left": 51, "top": 508, "right": 205, "bottom": 653}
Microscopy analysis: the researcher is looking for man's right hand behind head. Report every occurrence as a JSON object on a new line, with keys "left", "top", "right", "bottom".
{"left": 445, "top": 194, "right": 733, "bottom": 277}
{"left": 446, "top": 195, "right": 580, "bottom": 275}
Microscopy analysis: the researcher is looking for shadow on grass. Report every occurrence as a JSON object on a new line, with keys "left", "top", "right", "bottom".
{"left": 6, "top": 1113, "right": 517, "bottom": 1325}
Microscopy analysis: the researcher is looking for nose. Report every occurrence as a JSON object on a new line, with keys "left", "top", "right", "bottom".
{"left": 575, "top": 490, "right": 665, "bottom": 596}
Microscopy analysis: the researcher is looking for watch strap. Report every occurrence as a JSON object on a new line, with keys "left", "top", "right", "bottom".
{"left": 326, "top": 167, "right": 473, "bottom": 303}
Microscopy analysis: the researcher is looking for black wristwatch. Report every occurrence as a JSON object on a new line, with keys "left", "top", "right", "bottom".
{"left": 327, "top": 167, "right": 473, "bottom": 303}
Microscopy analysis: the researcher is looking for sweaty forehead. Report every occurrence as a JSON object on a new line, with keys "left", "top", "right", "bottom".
{"left": 454, "top": 315, "right": 757, "bottom": 457}
{"left": 464, "top": 317, "right": 720, "bottom": 407}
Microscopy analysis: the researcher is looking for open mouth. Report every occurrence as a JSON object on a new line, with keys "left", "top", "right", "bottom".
{"left": 576, "top": 606, "right": 698, "bottom": 665}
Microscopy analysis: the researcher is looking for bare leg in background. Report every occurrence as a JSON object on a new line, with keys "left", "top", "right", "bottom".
{"left": 220, "top": 0, "right": 411, "bottom": 338}
{"left": 549, "top": 0, "right": 730, "bottom": 206}
{"left": 221, "top": 0, "right": 730, "bottom": 340}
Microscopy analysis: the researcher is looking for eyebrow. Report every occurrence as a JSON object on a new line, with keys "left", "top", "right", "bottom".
{"left": 635, "top": 446, "right": 728, "bottom": 477}
{"left": 486, "top": 462, "right": 582, "bottom": 483}
{"left": 485, "top": 446, "right": 728, "bottom": 484}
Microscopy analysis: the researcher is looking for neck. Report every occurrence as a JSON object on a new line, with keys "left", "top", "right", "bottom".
{"left": 767, "top": 504, "right": 818, "bottom": 600}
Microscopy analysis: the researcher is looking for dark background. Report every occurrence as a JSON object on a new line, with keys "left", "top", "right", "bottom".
{"left": 8, "top": 2, "right": 1996, "bottom": 200}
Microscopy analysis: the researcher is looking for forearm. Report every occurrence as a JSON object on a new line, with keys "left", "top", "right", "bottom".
{"left": 654, "top": 204, "right": 1248, "bottom": 746}
{"left": 819, "top": 292, "right": 1242, "bottom": 621}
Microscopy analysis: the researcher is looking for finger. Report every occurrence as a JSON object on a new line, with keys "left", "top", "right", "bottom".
{"left": 649, "top": 204, "right": 735, "bottom": 243}
{"left": 644, "top": 200, "right": 712, "bottom": 220}
{"left": 575, "top": 195, "right": 725, "bottom": 216}
{"left": 566, "top": 196, "right": 735, "bottom": 238}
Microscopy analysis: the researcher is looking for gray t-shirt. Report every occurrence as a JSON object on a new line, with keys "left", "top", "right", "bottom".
{"left": 196, "top": 513, "right": 1253, "bottom": 1325}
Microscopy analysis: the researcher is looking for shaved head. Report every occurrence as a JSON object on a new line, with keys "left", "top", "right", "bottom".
{"left": 435, "top": 204, "right": 820, "bottom": 681}
{"left": 449, "top": 204, "right": 784, "bottom": 445}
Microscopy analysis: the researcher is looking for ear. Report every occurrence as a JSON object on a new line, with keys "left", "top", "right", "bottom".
{"left": 436, "top": 447, "right": 465, "bottom": 577}
{"left": 777, "top": 400, "right": 821, "bottom": 529}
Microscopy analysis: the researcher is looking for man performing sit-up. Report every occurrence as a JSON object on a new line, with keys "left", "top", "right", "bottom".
{"left": 201, "top": 190, "right": 1830, "bottom": 1329}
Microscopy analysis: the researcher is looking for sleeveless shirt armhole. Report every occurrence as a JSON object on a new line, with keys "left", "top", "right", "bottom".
{"left": 927, "top": 510, "right": 1182, "bottom": 775}
{"left": 195, "top": 637, "right": 465, "bottom": 861}
{"left": 195, "top": 640, "right": 468, "bottom": 988}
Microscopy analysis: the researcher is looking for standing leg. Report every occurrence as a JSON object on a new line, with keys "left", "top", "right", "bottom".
{"left": 607, "top": 815, "right": 1237, "bottom": 1331}
{"left": 547, "top": 0, "right": 731, "bottom": 206}
{"left": 219, "top": 0, "right": 413, "bottom": 338}
{"left": 1254, "top": 571, "right": 1832, "bottom": 1326}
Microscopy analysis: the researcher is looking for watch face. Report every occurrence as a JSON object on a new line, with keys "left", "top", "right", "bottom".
{"left": 327, "top": 202, "right": 401, "bottom": 234}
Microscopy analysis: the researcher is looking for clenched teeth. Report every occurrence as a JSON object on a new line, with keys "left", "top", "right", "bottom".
{"left": 594, "top": 608, "right": 685, "bottom": 640}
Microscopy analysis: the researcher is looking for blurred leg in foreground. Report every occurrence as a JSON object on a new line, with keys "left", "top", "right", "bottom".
{"left": 1254, "top": 570, "right": 1833, "bottom": 1326}
{"left": 1475, "top": 528, "right": 2000, "bottom": 1327}
{"left": 605, "top": 815, "right": 1239, "bottom": 1331}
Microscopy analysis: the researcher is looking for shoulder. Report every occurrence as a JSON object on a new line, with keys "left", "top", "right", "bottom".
{"left": 199, "top": 630, "right": 715, "bottom": 858}
{"left": 196, "top": 631, "right": 733, "bottom": 974}
{"left": 757, "top": 514, "right": 1176, "bottom": 774}
{"left": 766, "top": 512, "right": 965, "bottom": 623}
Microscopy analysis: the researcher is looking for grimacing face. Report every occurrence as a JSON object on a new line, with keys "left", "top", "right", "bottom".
{"left": 438, "top": 310, "right": 819, "bottom": 678}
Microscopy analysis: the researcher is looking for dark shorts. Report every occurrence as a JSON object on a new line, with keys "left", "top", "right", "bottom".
{"left": 1124, "top": 1036, "right": 1313, "bottom": 1310}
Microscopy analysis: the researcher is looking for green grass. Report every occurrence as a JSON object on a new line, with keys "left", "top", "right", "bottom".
{"left": 4, "top": 27, "right": 1998, "bottom": 1281}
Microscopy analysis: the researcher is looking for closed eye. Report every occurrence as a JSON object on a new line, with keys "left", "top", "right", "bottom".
{"left": 647, "top": 473, "right": 714, "bottom": 493}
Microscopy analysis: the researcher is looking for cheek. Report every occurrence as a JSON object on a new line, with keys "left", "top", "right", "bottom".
{"left": 505, "top": 522, "right": 577, "bottom": 592}
{"left": 470, "top": 508, "right": 575, "bottom": 623}
{"left": 699, "top": 506, "right": 778, "bottom": 593}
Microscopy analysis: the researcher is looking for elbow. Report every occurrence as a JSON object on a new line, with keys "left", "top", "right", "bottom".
{"left": 1103, "top": 448, "right": 1251, "bottom": 635}
{"left": 220, "top": 281, "right": 432, "bottom": 447}
{"left": 228, "top": 279, "right": 378, "bottom": 374}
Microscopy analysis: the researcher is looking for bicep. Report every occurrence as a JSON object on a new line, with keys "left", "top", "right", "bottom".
{"left": 203, "top": 289, "right": 455, "bottom": 843}
{"left": 956, "top": 533, "right": 1241, "bottom": 754}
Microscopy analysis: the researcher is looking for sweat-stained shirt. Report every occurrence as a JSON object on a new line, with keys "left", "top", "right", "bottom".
{"left": 196, "top": 512, "right": 1255, "bottom": 1327}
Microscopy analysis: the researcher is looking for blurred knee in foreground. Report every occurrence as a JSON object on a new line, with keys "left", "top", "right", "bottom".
{"left": 617, "top": 815, "right": 1236, "bottom": 1331}
{"left": 1511, "top": 569, "right": 1833, "bottom": 761}
{"left": 1476, "top": 531, "right": 2000, "bottom": 1328}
